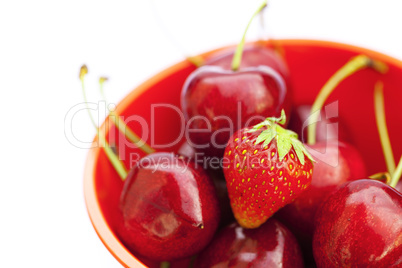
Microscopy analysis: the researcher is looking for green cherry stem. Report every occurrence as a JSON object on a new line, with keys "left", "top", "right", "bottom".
{"left": 374, "top": 81, "right": 395, "bottom": 175}
{"left": 391, "top": 156, "right": 402, "bottom": 188}
{"left": 231, "top": 0, "right": 268, "bottom": 71}
{"left": 307, "top": 55, "right": 388, "bottom": 145}
{"left": 369, "top": 172, "right": 391, "bottom": 185}
{"left": 80, "top": 65, "right": 128, "bottom": 180}
{"left": 98, "top": 77, "right": 155, "bottom": 155}
{"left": 186, "top": 55, "right": 204, "bottom": 67}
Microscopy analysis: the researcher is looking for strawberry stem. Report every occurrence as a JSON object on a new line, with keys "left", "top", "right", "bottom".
{"left": 231, "top": 0, "right": 267, "bottom": 71}
{"left": 80, "top": 65, "right": 128, "bottom": 180}
{"left": 307, "top": 55, "right": 388, "bottom": 145}
{"left": 390, "top": 156, "right": 402, "bottom": 188}
{"left": 98, "top": 78, "right": 155, "bottom": 155}
{"left": 374, "top": 81, "right": 395, "bottom": 175}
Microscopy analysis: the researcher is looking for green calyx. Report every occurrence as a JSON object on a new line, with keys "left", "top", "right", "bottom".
{"left": 249, "top": 110, "right": 315, "bottom": 165}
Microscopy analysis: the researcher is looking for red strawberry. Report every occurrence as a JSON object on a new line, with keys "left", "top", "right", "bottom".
{"left": 223, "top": 110, "right": 314, "bottom": 228}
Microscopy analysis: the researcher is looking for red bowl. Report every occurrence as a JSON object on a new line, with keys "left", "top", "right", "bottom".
{"left": 84, "top": 39, "right": 402, "bottom": 267}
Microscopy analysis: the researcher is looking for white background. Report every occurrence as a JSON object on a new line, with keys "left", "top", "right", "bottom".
{"left": 1, "top": 0, "right": 401, "bottom": 267}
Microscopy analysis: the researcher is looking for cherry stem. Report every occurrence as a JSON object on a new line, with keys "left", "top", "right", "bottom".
{"left": 187, "top": 55, "right": 204, "bottom": 67}
{"left": 391, "top": 156, "right": 402, "bottom": 188}
{"left": 98, "top": 78, "right": 155, "bottom": 155}
{"left": 80, "top": 65, "right": 128, "bottom": 180}
{"left": 369, "top": 172, "right": 391, "bottom": 185}
{"left": 231, "top": 0, "right": 268, "bottom": 71}
{"left": 374, "top": 81, "right": 395, "bottom": 175}
{"left": 307, "top": 55, "right": 388, "bottom": 145}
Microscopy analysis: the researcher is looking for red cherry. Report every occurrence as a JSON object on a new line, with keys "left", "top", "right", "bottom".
{"left": 313, "top": 179, "right": 402, "bottom": 267}
{"left": 117, "top": 152, "right": 220, "bottom": 261}
{"left": 181, "top": 65, "right": 290, "bottom": 158}
{"left": 180, "top": 1, "right": 291, "bottom": 159}
{"left": 79, "top": 67, "right": 222, "bottom": 262}
{"left": 275, "top": 55, "right": 387, "bottom": 262}
{"left": 194, "top": 219, "right": 304, "bottom": 268}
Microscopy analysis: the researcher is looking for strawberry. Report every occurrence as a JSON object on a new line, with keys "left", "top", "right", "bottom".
{"left": 222, "top": 110, "right": 314, "bottom": 228}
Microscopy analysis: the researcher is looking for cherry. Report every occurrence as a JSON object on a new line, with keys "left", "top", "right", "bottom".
{"left": 276, "top": 55, "right": 387, "bottom": 262}
{"left": 181, "top": 0, "right": 291, "bottom": 158}
{"left": 118, "top": 152, "right": 220, "bottom": 261}
{"left": 312, "top": 81, "right": 402, "bottom": 267}
{"left": 182, "top": 66, "right": 289, "bottom": 156}
{"left": 312, "top": 179, "right": 402, "bottom": 267}
{"left": 194, "top": 219, "right": 304, "bottom": 268}
{"left": 80, "top": 66, "right": 220, "bottom": 263}
{"left": 313, "top": 84, "right": 402, "bottom": 267}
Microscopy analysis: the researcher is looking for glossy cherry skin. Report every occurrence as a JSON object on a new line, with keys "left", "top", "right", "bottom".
{"left": 396, "top": 181, "right": 402, "bottom": 193}
{"left": 313, "top": 179, "right": 402, "bottom": 267}
{"left": 204, "top": 44, "right": 290, "bottom": 81}
{"left": 288, "top": 105, "right": 349, "bottom": 144}
{"left": 181, "top": 65, "right": 290, "bottom": 158}
{"left": 277, "top": 141, "right": 366, "bottom": 262}
{"left": 117, "top": 152, "right": 220, "bottom": 261}
{"left": 194, "top": 219, "right": 304, "bottom": 268}
{"left": 178, "top": 141, "right": 235, "bottom": 227}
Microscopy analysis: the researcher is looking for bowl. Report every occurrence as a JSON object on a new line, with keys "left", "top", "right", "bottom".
{"left": 84, "top": 39, "right": 402, "bottom": 267}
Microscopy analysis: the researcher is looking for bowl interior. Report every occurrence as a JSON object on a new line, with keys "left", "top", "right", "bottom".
{"left": 84, "top": 39, "right": 402, "bottom": 267}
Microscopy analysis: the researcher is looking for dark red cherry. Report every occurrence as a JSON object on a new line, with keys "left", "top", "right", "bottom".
{"left": 117, "top": 152, "right": 220, "bottom": 261}
{"left": 181, "top": 65, "right": 290, "bottom": 158}
{"left": 313, "top": 179, "right": 402, "bottom": 267}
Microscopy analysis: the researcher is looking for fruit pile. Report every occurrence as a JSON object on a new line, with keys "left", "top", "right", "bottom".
{"left": 82, "top": 2, "right": 402, "bottom": 267}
